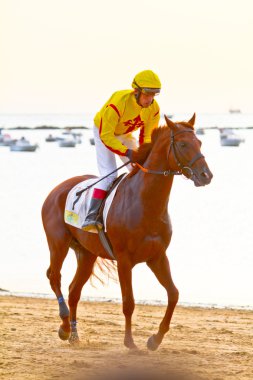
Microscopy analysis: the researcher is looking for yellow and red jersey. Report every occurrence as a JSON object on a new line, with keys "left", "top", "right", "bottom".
{"left": 94, "top": 90, "right": 160, "bottom": 156}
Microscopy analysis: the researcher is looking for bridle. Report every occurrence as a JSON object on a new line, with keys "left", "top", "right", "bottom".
{"left": 169, "top": 128, "right": 204, "bottom": 178}
{"left": 133, "top": 128, "right": 204, "bottom": 179}
{"left": 73, "top": 128, "right": 205, "bottom": 208}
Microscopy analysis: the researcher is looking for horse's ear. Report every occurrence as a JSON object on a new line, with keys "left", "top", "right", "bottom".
{"left": 188, "top": 113, "right": 196, "bottom": 128}
{"left": 164, "top": 114, "right": 177, "bottom": 131}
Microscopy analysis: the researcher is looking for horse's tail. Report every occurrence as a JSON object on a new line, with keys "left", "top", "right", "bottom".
{"left": 69, "top": 238, "right": 118, "bottom": 287}
{"left": 91, "top": 256, "right": 118, "bottom": 287}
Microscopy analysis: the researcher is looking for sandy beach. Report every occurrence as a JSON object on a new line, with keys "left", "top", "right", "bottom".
{"left": 0, "top": 295, "right": 252, "bottom": 380}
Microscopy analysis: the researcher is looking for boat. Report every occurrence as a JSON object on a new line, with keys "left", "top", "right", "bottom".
{"left": 219, "top": 128, "right": 244, "bottom": 147}
{"left": 10, "top": 137, "right": 39, "bottom": 152}
{"left": 58, "top": 138, "right": 76, "bottom": 147}
{"left": 229, "top": 108, "right": 241, "bottom": 114}
{"left": 62, "top": 128, "right": 83, "bottom": 143}
{"left": 89, "top": 137, "right": 95, "bottom": 145}
{"left": 0, "top": 133, "right": 17, "bottom": 146}
{"left": 45, "top": 134, "right": 58, "bottom": 142}
{"left": 62, "top": 132, "right": 82, "bottom": 144}
{"left": 196, "top": 128, "right": 205, "bottom": 135}
{"left": 72, "top": 132, "right": 82, "bottom": 144}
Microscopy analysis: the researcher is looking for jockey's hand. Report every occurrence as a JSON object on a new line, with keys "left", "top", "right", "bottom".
{"left": 126, "top": 149, "right": 138, "bottom": 163}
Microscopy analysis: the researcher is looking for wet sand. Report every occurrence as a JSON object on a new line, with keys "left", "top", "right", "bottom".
{"left": 0, "top": 295, "right": 252, "bottom": 379}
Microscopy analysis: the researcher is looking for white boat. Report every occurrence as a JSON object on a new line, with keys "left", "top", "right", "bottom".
{"left": 57, "top": 130, "right": 82, "bottom": 146}
{"left": 0, "top": 133, "right": 17, "bottom": 146}
{"left": 10, "top": 137, "right": 39, "bottom": 152}
{"left": 219, "top": 129, "right": 244, "bottom": 147}
{"left": 72, "top": 132, "right": 82, "bottom": 144}
{"left": 229, "top": 108, "right": 241, "bottom": 114}
{"left": 196, "top": 128, "right": 205, "bottom": 135}
{"left": 45, "top": 134, "right": 58, "bottom": 142}
{"left": 62, "top": 132, "right": 82, "bottom": 144}
{"left": 58, "top": 138, "right": 76, "bottom": 147}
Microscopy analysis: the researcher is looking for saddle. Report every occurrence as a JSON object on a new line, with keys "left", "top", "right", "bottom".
{"left": 64, "top": 173, "right": 127, "bottom": 260}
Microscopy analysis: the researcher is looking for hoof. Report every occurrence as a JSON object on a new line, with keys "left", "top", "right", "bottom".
{"left": 58, "top": 327, "right": 70, "bottom": 341}
{"left": 124, "top": 338, "right": 138, "bottom": 350}
{"left": 147, "top": 335, "right": 159, "bottom": 351}
{"left": 68, "top": 331, "right": 80, "bottom": 345}
{"left": 127, "top": 343, "right": 138, "bottom": 350}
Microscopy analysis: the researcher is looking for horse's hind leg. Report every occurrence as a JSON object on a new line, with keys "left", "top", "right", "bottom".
{"left": 146, "top": 254, "right": 179, "bottom": 351}
{"left": 46, "top": 229, "right": 72, "bottom": 340}
{"left": 68, "top": 246, "right": 97, "bottom": 344}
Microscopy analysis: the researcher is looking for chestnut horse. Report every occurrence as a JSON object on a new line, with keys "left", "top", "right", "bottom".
{"left": 42, "top": 114, "right": 213, "bottom": 350}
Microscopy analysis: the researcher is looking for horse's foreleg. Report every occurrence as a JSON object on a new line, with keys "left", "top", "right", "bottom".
{"left": 147, "top": 254, "right": 179, "bottom": 351}
{"left": 68, "top": 249, "right": 97, "bottom": 344}
{"left": 118, "top": 258, "right": 137, "bottom": 350}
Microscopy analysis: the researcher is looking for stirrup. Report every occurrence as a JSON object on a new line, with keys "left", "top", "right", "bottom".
{"left": 82, "top": 219, "right": 103, "bottom": 231}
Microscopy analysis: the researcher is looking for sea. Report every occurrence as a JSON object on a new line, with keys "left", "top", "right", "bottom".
{"left": 0, "top": 112, "right": 252, "bottom": 310}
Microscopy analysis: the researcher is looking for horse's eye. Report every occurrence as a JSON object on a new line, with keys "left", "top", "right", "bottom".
{"left": 180, "top": 143, "right": 186, "bottom": 148}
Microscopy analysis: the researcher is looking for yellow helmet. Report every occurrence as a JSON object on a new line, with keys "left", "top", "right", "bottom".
{"left": 132, "top": 70, "right": 161, "bottom": 94}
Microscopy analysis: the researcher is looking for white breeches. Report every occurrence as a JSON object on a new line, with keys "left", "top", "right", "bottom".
{"left": 93, "top": 125, "right": 138, "bottom": 191}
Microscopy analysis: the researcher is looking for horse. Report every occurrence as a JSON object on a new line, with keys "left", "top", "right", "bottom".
{"left": 42, "top": 114, "right": 213, "bottom": 350}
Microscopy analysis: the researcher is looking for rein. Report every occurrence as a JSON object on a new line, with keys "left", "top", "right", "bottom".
{"left": 132, "top": 162, "right": 182, "bottom": 176}
{"left": 72, "top": 160, "right": 131, "bottom": 209}
{"left": 133, "top": 129, "right": 204, "bottom": 179}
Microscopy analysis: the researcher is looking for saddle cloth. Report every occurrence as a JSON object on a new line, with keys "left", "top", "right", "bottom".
{"left": 64, "top": 174, "right": 126, "bottom": 233}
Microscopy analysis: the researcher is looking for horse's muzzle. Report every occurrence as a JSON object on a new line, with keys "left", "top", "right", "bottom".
{"left": 193, "top": 166, "right": 213, "bottom": 187}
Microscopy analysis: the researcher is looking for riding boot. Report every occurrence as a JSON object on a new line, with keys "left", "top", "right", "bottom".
{"left": 82, "top": 189, "right": 107, "bottom": 231}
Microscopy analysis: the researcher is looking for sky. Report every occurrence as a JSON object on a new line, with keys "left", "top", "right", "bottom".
{"left": 0, "top": 0, "right": 253, "bottom": 114}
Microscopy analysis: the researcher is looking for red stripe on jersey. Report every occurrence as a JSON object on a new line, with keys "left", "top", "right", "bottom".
{"left": 139, "top": 127, "right": 144, "bottom": 145}
{"left": 99, "top": 118, "right": 126, "bottom": 156}
{"left": 104, "top": 143, "right": 126, "bottom": 156}
{"left": 99, "top": 119, "right": 103, "bottom": 134}
{"left": 107, "top": 104, "right": 121, "bottom": 118}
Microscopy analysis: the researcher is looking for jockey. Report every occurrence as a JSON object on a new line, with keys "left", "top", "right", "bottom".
{"left": 82, "top": 70, "right": 161, "bottom": 231}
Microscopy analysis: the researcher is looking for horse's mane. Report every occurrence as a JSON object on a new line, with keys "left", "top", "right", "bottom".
{"left": 128, "top": 126, "right": 169, "bottom": 177}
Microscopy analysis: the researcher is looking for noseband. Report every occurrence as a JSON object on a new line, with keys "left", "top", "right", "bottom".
{"left": 133, "top": 128, "right": 204, "bottom": 178}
